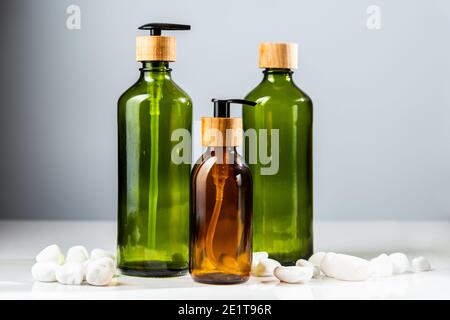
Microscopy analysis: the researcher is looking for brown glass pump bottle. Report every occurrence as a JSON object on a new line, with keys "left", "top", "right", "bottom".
{"left": 190, "top": 99, "right": 256, "bottom": 284}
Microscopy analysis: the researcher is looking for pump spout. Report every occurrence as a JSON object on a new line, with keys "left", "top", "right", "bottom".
{"left": 212, "top": 99, "right": 257, "bottom": 118}
{"left": 138, "top": 23, "right": 191, "bottom": 35}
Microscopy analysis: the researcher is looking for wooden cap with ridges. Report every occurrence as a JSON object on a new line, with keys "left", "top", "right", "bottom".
{"left": 136, "top": 36, "right": 176, "bottom": 61}
{"left": 201, "top": 118, "right": 243, "bottom": 147}
{"left": 259, "top": 42, "right": 298, "bottom": 69}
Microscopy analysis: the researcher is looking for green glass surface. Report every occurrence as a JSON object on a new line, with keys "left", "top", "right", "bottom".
{"left": 243, "top": 68, "right": 313, "bottom": 265}
{"left": 117, "top": 62, "right": 192, "bottom": 277}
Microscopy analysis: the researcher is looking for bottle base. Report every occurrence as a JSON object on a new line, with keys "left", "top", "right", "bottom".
{"left": 278, "top": 261, "right": 296, "bottom": 266}
{"left": 191, "top": 273, "right": 249, "bottom": 285}
{"left": 119, "top": 260, "right": 188, "bottom": 278}
{"left": 265, "top": 251, "right": 313, "bottom": 266}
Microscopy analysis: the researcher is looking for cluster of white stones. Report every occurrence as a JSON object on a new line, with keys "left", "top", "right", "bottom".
{"left": 251, "top": 251, "right": 431, "bottom": 284}
{"left": 31, "top": 245, "right": 116, "bottom": 286}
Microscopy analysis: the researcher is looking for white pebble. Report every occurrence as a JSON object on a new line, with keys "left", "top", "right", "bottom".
{"left": 319, "top": 252, "right": 336, "bottom": 276}
{"left": 31, "top": 262, "right": 59, "bottom": 282}
{"left": 369, "top": 254, "right": 393, "bottom": 277}
{"left": 82, "top": 259, "right": 91, "bottom": 280}
{"left": 389, "top": 253, "right": 409, "bottom": 274}
{"left": 55, "top": 262, "right": 84, "bottom": 285}
{"left": 411, "top": 256, "right": 431, "bottom": 272}
{"left": 90, "top": 248, "right": 115, "bottom": 261}
{"left": 308, "top": 252, "right": 326, "bottom": 267}
{"left": 321, "top": 253, "right": 370, "bottom": 281}
{"left": 253, "top": 258, "right": 281, "bottom": 277}
{"left": 274, "top": 266, "right": 313, "bottom": 284}
{"left": 86, "top": 257, "right": 115, "bottom": 286}
{"left": 296, "top": 259, "right": 321, "bottom": 278}
{"left": 251, "top": 252, "right": 269, "bottom": 270}
{"left": 253, "top": 251, "right": 269, "bottom": 262}
{"left": 66, "top": 245, "right": 89, "bottom": 263}
{"left": 36, "top": 245, "right": 64, "bottom": 265}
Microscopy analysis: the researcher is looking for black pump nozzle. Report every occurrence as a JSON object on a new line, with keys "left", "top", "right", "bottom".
{"left": 138, "top": 23, "right": 191, "bottom": 36}
{"left": 212, "top": 99, "right": 257, "bottom": 118}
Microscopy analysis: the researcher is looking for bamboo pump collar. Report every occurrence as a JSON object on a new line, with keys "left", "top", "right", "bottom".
{"left": 136, "top": 23, "right": 190, "bottom": 62}
{"left": 202, "top": 99, "right": 257, "bottom": 147}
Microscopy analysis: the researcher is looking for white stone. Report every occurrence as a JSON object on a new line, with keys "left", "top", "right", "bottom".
{"left": 251, "top": 252, "right": 269, "bottom": 271}
{"left": 253, "top": 258, "right": 281, "bottom": 277}
{"left": 36, "top": 244, "right": 64, "bottom": 265}
{"left": 66, "top": 245, "right": 89, "bottom": 263}
{"left": 369, "top": 254, "right": 393, "bottom": 277}
{"left": 274, "top": 266, "right": 313, "bottom": 284}
{"left": 321, "top": 253, "right": 370, "bottom": 281}
{"left": 82, "top": 259, "right": 90, "bottom": 280}
{"left": 90, "top": 248, "right": 115, "bottom": 262}
{"left": 253, "top": 252, "right": 269, "bottom": 263}
{"left": 86, "top": 257, "right": 115, "bottom": 286}
{"left": 411, "top": 256, "right": 431, "bottom": 272}
{"left": 308, "top": 252, "right": 327, "bottom": 267}
{"left": 31, "top": 262, "right": 59, "bottom": 282}
{"left": 55, "top": 262, "right": 84, "bottom": 285}
{"left": 295, "top": 259, "right": 321, "bottom": 278}
{"left": 319, "top": 252, "right": 336, "bottom": 276}
{"left": 389, "top": 253, "right": 409, "bottom": 274}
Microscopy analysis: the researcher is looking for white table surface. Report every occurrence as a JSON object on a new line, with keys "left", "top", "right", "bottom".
{"left": 0, "top": 220, "right": 449, "bottom": 300}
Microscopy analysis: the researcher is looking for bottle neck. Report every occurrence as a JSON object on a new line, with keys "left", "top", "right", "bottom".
{"left": 205, "top": 146, "right": 238, "bottom": 164}
{"left": 207, "top": 146, "right": 237, "bottom": 153}
{"left": 139, "top": 61, "right": 172, "bottom": 81}
{"left": 262, "top": 68, "right": 294, "bottom": 84}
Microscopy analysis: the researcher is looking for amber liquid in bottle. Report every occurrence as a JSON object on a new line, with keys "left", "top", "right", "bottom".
{"left": 190, "top": 147, "right": 252, "bottom": 284}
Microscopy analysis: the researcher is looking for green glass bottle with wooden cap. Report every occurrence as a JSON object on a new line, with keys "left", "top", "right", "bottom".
{"left": 243, "top": 43, "right": 313, "bottom": 265}
{"left": 117, "top": 23, "right": 192, "bottom": 277}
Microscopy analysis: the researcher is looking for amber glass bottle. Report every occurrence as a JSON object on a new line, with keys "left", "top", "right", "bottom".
{"left": 190, "top": 99, "right": 255, "bottom": 284}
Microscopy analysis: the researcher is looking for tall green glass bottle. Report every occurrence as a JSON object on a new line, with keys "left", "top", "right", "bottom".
{"left": 243, "top": 43, "right": 313, "bottom": 265}
{"left": 117, "top": 23, "right": 192, "bottom": 277}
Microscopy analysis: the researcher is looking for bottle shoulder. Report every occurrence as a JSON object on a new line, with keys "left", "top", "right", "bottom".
{"left": 245, "top": 79, "right": 313, "bottom": 106}
{"left": 118, "top": 77, "right": 192, "bottom": 106}
{"left": 118, "top": 79, "right": 141, "bottom": 103}
{"left": 169, "top": 79, "right": 192, "bottom": 102}
{"left": 192, "top": 153, "right": 251, "bottom": 178}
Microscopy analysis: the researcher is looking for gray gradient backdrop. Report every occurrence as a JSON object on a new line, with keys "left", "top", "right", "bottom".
{"left": 0, "top": 0, "right": 449, "bottom": 220}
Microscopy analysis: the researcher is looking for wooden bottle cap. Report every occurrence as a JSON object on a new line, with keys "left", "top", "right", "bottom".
{"left": 136, "top": 36, "right": 176, "bottom": 61}
{"left": 258, "top": 42, "right": 298, "bottom": 69}
{"left": 201, "top": 117, "right": 243, "bottom": 147}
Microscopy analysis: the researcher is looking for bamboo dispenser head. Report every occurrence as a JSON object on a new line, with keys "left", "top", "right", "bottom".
{"left": 202, "top": 99, "right": 257, "bottom": 147}
{"left": 259, "top": 42, "right": 298, "bottom": 69}
{"left": 136, "top": 23, "right": 190, "bottom": 62}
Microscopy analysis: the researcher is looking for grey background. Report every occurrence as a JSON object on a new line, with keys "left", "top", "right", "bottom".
{"left": 0, "top": 0, "right": 449, "bottom": 220}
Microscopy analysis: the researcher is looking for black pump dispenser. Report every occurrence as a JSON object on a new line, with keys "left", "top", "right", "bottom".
{"left": 135, "top": 23, "right": 190, "bottom": 62}
{"left": 212, "top": 99, "right": 257, "bottom": 118}
{"left": 138, "top": 23, "right": 191, "bottom": 36}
